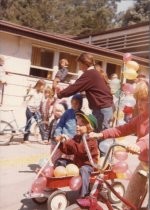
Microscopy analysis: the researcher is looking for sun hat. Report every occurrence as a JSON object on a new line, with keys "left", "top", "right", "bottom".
{"left": 76, "top": 112, "right": 98, "bottom": 130}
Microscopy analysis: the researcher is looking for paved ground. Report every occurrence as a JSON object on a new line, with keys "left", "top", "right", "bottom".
{"left": 0, "top": 135, "right": 148, "bottom": 210}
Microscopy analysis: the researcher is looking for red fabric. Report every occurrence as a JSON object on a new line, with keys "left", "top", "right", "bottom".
{"left": 102, "top": 113, "right": 149, "bottom": 162}
{"left": 40, "top": 98, "right": 54, "bottom": 121}
{"left": 59, "top": 135, "right": 99, "bottom": 168}
{"left": 123, "top": 106, "right": 134, "bottom": 114}
{"left": 58, "top": 69, "right": 113, "bottom": 110}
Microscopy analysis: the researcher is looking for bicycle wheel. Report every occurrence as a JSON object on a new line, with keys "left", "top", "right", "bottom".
{"left": 33, "top": 121, "right": 49, "bottom": 141}
{"left": 0, "top": 121, "right": 14, "bottom": 145}
{"left": 107, "top": 182, "right": 125, "bottom": 204}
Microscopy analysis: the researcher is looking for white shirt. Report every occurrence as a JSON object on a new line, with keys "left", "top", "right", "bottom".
{"left": 26, "top": 89, "right": 43, "bottom": 112}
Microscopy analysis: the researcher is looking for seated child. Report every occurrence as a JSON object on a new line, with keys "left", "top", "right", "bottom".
{"left": 53, "top": 58, "right": 69, "bottom": 92}
{"left": 54, "top": 93, "right": 83, "bottom": 140}
{"left": 55, "top": 113, "right": 99, "bottom": 198}
{"left": 48, "top": 102, "right": 67, "bottom": 163}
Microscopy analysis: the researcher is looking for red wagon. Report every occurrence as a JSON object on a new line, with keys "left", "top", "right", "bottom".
{"left": 24, "top": 138, "right": 125, "bottom": 210}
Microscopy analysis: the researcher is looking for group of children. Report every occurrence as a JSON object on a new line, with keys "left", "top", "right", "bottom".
{"left": 24, "top": 53, "right": 149, "bottom": 209}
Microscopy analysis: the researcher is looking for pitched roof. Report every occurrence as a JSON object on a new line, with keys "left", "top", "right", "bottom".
{"left": 75, "top": 21, "right": 150, "bottom": 39}
{"left": 0, "top": 20, "right": 149, "bottom": 66}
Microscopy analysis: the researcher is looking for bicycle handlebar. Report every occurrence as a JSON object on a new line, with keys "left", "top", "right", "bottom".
{"left": 82, "top": 134, "right": 139, "bottom": 171}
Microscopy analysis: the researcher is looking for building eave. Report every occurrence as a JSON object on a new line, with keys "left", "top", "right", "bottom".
{"left": 0, "top": 20, "right": 149, "bottom": 67}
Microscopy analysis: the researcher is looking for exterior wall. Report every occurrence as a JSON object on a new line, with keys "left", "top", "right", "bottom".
{"left": 78, "top": 24, "right": 149, "bottom": 45}
{"left": 0, "top": 33, "right": 32, "bottom": 74}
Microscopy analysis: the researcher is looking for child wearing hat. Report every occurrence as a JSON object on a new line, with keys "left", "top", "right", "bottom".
{"left": 55, "top": 113, "right": 99, "bottom": 198}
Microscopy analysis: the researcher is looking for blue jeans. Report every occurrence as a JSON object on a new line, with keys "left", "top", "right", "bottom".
{"left": 92, "top": 107, "right": 113, "bottom": 132}
{"left": 92, "top": 107, "right": 114, "bottom": 156}
{"left": 80, "top": 165, "right": 93, "bottom": 197}
{"left": 24, "top": 108, "right": 47, "bottom": 141}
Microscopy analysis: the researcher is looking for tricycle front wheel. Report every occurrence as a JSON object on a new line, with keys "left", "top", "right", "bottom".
{"left": 47, "top": 190, "right": 69, "bottom": 210}
{"left": 107, "top": 181, "right": 125, "bottom": 204}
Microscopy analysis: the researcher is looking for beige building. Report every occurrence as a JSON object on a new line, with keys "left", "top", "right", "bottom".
{"left": 75, "top": 21, "right": 150, "bottom": 60}
{"left": 0, "top": 20, "right": 149, "bottom": 107}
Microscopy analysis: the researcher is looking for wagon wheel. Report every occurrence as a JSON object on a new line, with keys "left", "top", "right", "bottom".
{"left": 47, "top": 190, "right": 69, "bottom": 210}
{"left": 107, "top": 181, "right": 125, "bottom": 204}
{"left": 32, "top": 197, "right": 47, "bottom": 204}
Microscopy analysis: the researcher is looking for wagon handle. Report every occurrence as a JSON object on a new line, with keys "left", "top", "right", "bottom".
{"left": 34, "top": 141, "right": 61, "bottom": 181}
{"left": 82, "top": 134, "right": 102, "bottom": 170}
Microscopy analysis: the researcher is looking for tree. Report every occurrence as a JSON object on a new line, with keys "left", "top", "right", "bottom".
{"left": 0, "top": 0, "right": 121, "bottom": 35}
{"left": 121, "top": 0, "right": 150, "bottom": 26}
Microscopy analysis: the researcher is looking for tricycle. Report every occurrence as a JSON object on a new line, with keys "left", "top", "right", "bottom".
{"left": 24, "top": 134, "right": 143, "bottom": 210}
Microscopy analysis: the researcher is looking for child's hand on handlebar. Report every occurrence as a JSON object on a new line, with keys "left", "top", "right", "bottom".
{"left": 88, "top": 132, "right": 103, "bottom": 139}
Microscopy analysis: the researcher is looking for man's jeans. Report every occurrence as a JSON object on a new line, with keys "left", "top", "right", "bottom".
{"left": 92, "top": 107, "right": 114, "bottom": 156}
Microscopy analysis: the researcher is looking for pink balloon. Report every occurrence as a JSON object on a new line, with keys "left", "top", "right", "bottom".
{"left": 124, "top": 169, "right": 132, "bottom": 180}
{"left": 112, "top": 161, "right": 128, "bottom": 173}
{"left": 123, "top": 53, "right": 132, "bottom": 62}
{"left": 69, "top": 176, "right": 82, "bottom": 191}
{"left": 114, "top": 151, "right": 128, "bottom": 161}
{"left": 42, "top": 166, "right": 54, "bottom": 178}
{"left": 32, "top": 177, "right": 47, "bottom": 193}
{"left": 122, "top": 83, "right": 134, "bottom": 94}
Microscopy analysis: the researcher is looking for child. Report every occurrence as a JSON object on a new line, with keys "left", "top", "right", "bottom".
{"left": 38, "top": 86, "right": 55, "bottom": 144}
{"left": 48, "top": 102, "right": 67, "bottom": 163}
{"left": 54, "top": 94, "right": 83, "bottom": 141}
{"left": 23, "top": 79, "right": 46, "bottom": 142}
{"left": 40, "top": 86, "right": 54, "bottom": 122}
{"left": 123, "top": 105, "right": 134, "bottom": 123}
{"left": 89, "top": 81, "right": 149, "bottom": 209}
{"left": 55, "top": 113, "right": 99, "bottom": 198}
{"left": 53, "top": 58, "right": 69, "bottom": 91}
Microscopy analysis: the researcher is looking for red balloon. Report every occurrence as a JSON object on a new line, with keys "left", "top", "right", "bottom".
{"left": 112, "top": 161, "right": 128, "bottom": 173}
{"left": 123, "top": 53, "right": 132, "bottom": 62}
{"left": 123, "top": 106, "right": 134, "bottom": 115}
{"left": 42, "top": 166, "right": 54, "bottom": 178}
{"left": 31, "top": 177, "right": 47, "bottom": 193}
{"left": 69, "top": 176, "right": 82, "bottom": 191}
{"left": 114, "top": 150, "right": 128, "bottom": 161}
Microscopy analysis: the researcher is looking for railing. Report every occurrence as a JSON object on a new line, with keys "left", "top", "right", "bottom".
{"left": 1, "top": 71, "right": 70, "bottom": 106}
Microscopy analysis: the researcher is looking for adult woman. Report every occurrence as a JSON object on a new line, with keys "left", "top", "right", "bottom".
{"left": 57, "top": 52, "right": 113, "bottom": 133}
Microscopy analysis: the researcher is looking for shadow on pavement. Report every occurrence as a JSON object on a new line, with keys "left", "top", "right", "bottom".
{"left": 19, "top": 198, "right": 47, "bottom": 210}
{"left": 19, "top": 164, "right": 40, "bottom": 174}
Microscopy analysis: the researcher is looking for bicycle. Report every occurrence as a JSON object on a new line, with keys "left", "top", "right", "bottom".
{"left": 72, "top": 135, "right": 148, "bottom": 210}
{"left": 0, "top": 108, "right": 49, "bottom": 145}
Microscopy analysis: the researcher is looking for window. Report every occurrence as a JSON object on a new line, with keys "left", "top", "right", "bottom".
{"left": 59, "top": 52, "right": 78, "bottom": 82}
{"left": 30, "top": 46, "right": 54, "bottom": 79}
{"left": 106, "top": 63, "right": 121, "bottom": 79}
